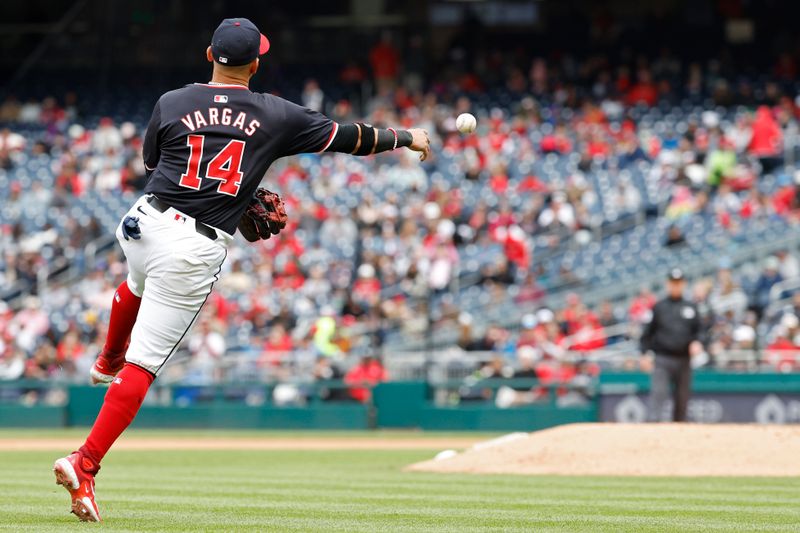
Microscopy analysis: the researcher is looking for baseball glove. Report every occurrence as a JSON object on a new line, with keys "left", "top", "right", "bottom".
{"left": 238, "top": 188, "right": 288, "bottom": 242}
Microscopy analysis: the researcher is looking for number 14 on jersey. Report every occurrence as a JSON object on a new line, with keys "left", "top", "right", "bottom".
{"left": 179, "top": 134, "right": 245, "bottom": 197}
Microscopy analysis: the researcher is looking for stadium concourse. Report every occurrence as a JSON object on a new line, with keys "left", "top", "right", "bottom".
{"left": 3, "top": 52, "right": 800, "bottom": 397}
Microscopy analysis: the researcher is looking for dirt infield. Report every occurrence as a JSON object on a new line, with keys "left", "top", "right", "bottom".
{"left": 407, "top": 423, "right": 800, "bottom": 477}
{"left": 0, "top": 435, "right": 483, "bottom": 452}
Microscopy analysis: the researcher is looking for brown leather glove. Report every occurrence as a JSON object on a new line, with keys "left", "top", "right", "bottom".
{"left": 237, "top": 188, "right": 288, "bottom": 242}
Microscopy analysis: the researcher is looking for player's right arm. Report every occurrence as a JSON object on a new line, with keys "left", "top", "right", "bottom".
{"left": 324, "top": 123, "right": 431, "bottom": 161}
{"left": 142, "top": 100, "right": 162, "bottom": 177}
{"left": 277, "top": 99, "right": 431, "bottom": 161}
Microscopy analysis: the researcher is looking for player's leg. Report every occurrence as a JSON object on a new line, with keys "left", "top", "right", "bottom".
{"left": 54, "top": 200, "right": 151, "bottom": 521}
{"left": 57, "top": 203, "right": 227, "bottom": 521}
{"left": 79, "top": 230, "right": 227, "bottom": 465}
{"left": 672, "top": 358, "right": 692, "bottom": 422}
{"left": 647, "top": 355, "right": 671, "bottom": 422}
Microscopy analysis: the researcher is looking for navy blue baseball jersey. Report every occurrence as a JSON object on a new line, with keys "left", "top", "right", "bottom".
{"left": 142, "top": 83, "right": 337, "bottom": 234}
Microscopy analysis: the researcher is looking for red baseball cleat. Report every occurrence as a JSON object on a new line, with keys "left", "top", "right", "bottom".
{"left": 89, "top": 346, "right": 127, "bottom": 385}
{"left": 53, "top": 451, "right": 101, "bottom": 522}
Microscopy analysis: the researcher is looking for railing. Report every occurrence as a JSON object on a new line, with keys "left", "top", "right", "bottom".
{"left": 768, "top": 277, "right": 800, "bottom": 303}
{"left": 5, "top": 233, "right": 117, "bottom": 307}
{"left": 560, "top": 322, "right": 638, "bottom": 351}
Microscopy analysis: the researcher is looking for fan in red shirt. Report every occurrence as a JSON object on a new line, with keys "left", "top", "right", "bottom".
{"left": 344, "top": 355, "right": 388, "bottom": 403}
{"left": 276, "top": 161, "right": 307, "bottom": 188}
{"left": 268, "top": 232, "right": 305, "bottom": 257}
{"left": 56, "top": 162, "right": 84, "bottom": 196}
{"left": 259, "top": 323, "right": 294, "bottom": 367}
{"left": 748, "top": 106, "right": 783, "bottom": 158}
{"left": 565, "top": 304, "right": 606, "bottom": 352}
{"left": 488, "top": 167, "right": 509, "bottom": 194}
{"left": 517, "top": 174, "right": 548, "bottom": 194}
{"left": 369, "top": 35, "right": 399, "bottom": 85}
{"left": 626, "top": 69, "right": 658, "bottom": 107}
{"left": 771, "top": 181, "right": 797, "bottom": 216}
{"left": 352, "top": 264, "right": 381, "bottom": 305}
{"left": 540, "top": 125, "right": 572, "bottom": 154}
{"left": 273, "top": 260, "right": 305, "bottom": 291}
{"left": 487, "top": 203, "right": 518, "bottom": 236}
{"left": 629, "top": 288, "right": 657, "bottom": 324}
{"left": 765, "top": 314, "right": 800, "bottom": 371}
{"left": 502, "top": 225, "right": 531, "bottom": 272}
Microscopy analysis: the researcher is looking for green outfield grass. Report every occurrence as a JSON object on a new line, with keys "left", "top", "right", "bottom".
{"left": 0, "top": 434, "right": 798, "bottom": 532}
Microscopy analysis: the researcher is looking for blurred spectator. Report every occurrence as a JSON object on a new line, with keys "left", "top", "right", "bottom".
{"left": 0, "top": 128, "right": 25, "bottom": 152}
{"left": 259, "top": 324, "right": 294, "bottom": 367}
{"left": 538, "top": 192, "right": 575, "bottom": 231}
{"left": 0, "top": 97, "right": 21, "bottom": 122}
{"left": 301, "top": 79, "right": 325, "bottom": 113}
{"left": 629, "top": 288, "right": 656, "bottom": 324}
{"left": 25, "top": 341, "right": 58, "bottom": 379}
{"left": 313, "top": 313, "right": 343, "bottom": 359}
{"left": 8, "top": 297, "right": 50, "bottom": 354}
{"left": 748, "top": 106, "right": 783, "bottom": 170}
{"left": 607, "top": 178, "right": 642, "bottom": 214}
{"left": 627, "top": 69, "right": 658, "bottom": 106}
{"left": 706, "top": 137, "right": 736, "bottom": 188}
{"left": 708, "top": 268, "right": 748, "bottom": 319}
{"left": 18, "top": 98, "right": 41, "bottom": 123}
{"left": 565, "top": 305, "right": 606, "bottom": 352}
{"left": 187, "top": 319, "right": 226, "bottom": 383}
{"left": 665, "top": 225, "right": 686, "bottom": 247}
{"left": 369, "top": 33, "right": 399, "bottom": 91}
{"left": 92, "top": 117, "right": 123, "bottom": 153}
{"left": 344, "top": 355, "right": 387, "bottom": 403}
{"left": 460, "top": 324, "right": 510, "bottom": 353}
{"left": 775, "top": 249, "right": 800, "bottom": 280}
{"left": 55, "top": 329, "right": 84, "bottom": 375}
{"left": 752, "top": 257, "right": 784, "bottom": 315}
{"left": 765, "top": 314, "right": 800, "bottom": 372}
{"left": 312, "top": 356, "right": 349, "bottom": 402}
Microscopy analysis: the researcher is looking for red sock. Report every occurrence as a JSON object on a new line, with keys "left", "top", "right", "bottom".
{"left": 104, "top": 281, "right": 142, "bottom": 354}
{"left": 80, "top": 363, "right": 154, "bottom": 464}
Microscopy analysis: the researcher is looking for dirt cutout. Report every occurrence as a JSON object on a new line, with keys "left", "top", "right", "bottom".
{"left": 407, "top": 423, "right": 800, "bottom": 477}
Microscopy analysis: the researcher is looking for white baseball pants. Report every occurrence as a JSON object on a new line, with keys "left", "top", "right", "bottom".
{"left": 116, "top": 195, "right": 232, "bottom": 374}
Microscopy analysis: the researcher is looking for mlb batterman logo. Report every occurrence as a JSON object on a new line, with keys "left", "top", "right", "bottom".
{"left": 214, "top": 95, "right": 228, "bottom": 103}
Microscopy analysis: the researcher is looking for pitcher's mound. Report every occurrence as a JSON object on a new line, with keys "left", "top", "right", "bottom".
{"left": 407, "top": 423, "right": 800, "bottom": 477}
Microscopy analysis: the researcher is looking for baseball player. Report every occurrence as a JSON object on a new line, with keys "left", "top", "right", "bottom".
{"left": 52, "top": 17, "right": 431, "bottom": 522}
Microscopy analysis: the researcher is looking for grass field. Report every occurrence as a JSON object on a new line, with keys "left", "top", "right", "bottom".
{"left": 1, "top": 430, "right": 798, "bottom": 532}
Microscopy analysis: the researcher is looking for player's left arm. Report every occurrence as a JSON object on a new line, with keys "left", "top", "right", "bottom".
{"left": 280, "top": 101, "right": 431, "bottom": 161}
{"left": 142, "top": 100, "right": 162, "bottom": 177}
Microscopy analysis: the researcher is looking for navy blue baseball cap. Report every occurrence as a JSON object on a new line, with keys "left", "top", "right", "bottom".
{"left": 210, "top": 18, "right": 270, "bottom": 66}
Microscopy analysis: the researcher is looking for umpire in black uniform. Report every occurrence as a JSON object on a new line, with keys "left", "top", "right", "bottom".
{"left": 640, "top": 268, "right": 703, "bottom": 422}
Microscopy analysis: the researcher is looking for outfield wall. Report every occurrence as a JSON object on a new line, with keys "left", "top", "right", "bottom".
{"left": 1, "top": 372, "right": 799, "bottom": 429}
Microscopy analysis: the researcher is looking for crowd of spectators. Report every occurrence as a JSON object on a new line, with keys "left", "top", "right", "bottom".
{"left": 3, "top": 47, "right": 800, "bottom": 397}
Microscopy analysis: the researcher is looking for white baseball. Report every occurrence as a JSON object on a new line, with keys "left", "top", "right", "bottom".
{"left": 456, "top": 113, "right": 477, "bottom": 134}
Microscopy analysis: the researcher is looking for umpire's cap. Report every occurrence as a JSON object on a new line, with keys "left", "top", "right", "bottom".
{"left": 211, "top": 18, "right": 270, "bottom": 66}
{"left": 667, "top": 267, "right": 685, "bottom": 281}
